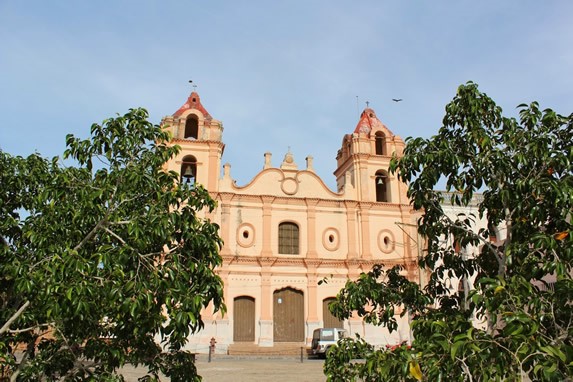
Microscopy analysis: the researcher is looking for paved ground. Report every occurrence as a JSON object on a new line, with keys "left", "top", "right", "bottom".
{"left": 120, "top": 356, "right": 327, "bottom": 381}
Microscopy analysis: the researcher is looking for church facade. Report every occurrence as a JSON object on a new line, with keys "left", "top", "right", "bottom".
{"left": 161, "top": 91, "right": 421, "bottom": 353}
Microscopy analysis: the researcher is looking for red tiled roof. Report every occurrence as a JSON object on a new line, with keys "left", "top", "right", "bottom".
{"left": 173, "top": 91, "right": 212, "bottom": 119}
{"left": 353, "top": 108, "right": 388, "bottom": 136}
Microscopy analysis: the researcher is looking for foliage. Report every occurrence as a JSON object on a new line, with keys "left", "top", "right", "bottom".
{"left": 325, "top": 83, "right": 573, "bottom": 381}
{"left": 0, "top": 108, "right": 225, "bottom": 381}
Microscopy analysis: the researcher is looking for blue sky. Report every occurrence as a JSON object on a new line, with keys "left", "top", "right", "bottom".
{"left": 1, "top": 1, "right": 572, "bottom": 191}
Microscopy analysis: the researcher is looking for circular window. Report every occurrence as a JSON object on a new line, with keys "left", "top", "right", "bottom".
{"left": 322, "top": 228, "right": 340, "bottom": 252}
{"left": 281, "top": 177, "right": 299, "bottom": 195}
{"left": 377, "top": 230, "right": 395, "bottom": 253}
{"left": 237, "top": 223, "right": 255, "bottom": 248}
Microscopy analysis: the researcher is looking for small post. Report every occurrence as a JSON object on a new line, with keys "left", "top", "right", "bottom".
{"left": 300, "top": 346, "right": 304, "bottom": 363}
{"left": 209, "top": 337, "right": 216, "bottom": 363}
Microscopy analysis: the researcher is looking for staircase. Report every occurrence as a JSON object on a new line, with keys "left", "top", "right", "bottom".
{"left": 227, "top": 342, "right": 309, "bottom": 357}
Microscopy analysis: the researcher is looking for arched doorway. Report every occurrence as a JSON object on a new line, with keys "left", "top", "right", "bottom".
{"left": 234, "top": 296, "right": 255, "bottom": 342}
{"left": 322, "top": 297, "right": 343, "bottom": 328}
{"left": 273, "top": 287, "right": 304, "bottom": 342}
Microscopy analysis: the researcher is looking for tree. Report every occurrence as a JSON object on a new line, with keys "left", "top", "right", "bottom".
{"left": 325, "top": 83, "right": 573, "bottom": 381}
{"left": 0, "top": 108, "right": 225, "bottom": 381}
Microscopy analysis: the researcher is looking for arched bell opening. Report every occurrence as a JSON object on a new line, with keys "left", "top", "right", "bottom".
{"left": 184, "top": 115, "right": 199, "bottom": 139}
{"left": 375, "top": 170, "right": 389, "bottom": 202}
{"left": 375, "top": 131, "right": 386, "bottom": 155}
{"left": 180, "top": 155, "right": 197, "bottom": 185}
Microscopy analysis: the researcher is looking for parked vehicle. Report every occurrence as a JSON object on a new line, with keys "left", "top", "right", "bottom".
{"left": 311, "top": 328, "right": 347, "bottom": 358}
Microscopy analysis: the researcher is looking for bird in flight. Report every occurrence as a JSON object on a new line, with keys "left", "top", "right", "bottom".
{"left": 392, "top": 98, "right": 403, "bottom": 102}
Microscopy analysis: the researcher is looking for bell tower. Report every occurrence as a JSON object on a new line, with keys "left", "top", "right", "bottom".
{"left": 334, "top": 106, "right": 407, "bottom": 204}
{"left": 161, "top": 91, "right": 224, "bottom": 191}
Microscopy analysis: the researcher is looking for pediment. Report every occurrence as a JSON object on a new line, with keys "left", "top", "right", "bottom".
{"left": 222, "top": 168, "right": 342, "bottom": 199}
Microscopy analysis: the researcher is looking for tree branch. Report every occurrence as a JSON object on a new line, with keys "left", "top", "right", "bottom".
{"left": 103, "top": 226, "right": 126, "bottom": 245}
{"left": 108, "top": 220, "right": 132, "bottom": 225}
{"left": 457, "top": 357, "right": 474, "bottom": 382}
{"left": 8, "top": 322, "right": 53, "bottom": 334}
{"left": 73, "top": 216, "right": 109, "bottom": 252}
{"left": 0, "top": 300, "right": 30, "bottom": 335}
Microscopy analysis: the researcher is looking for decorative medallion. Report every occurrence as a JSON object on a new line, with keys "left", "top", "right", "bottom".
{"left": 237, "top": 223, "right": 255, "bottom": 248}
{"left": 377, "top": 229, "right": 395, "bottom": 253}
{"left": 322, "top": 228, "right": 340, "bottom": 252}
{"left": 281, "top": 177, "right": 298, "bottom": 195}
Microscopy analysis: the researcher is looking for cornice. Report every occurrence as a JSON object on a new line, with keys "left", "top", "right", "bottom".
{"left": 220, "top": 255, "right": 409, "bottom": 269}
{"left": 171, "top": 138, "right": 224, "bottom": 147}
{"left": 210, "top": 192, "right": 410, "bottom": 210}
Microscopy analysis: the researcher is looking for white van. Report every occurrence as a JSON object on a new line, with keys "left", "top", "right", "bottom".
{"left": 311, "top": 328, "right": 347, "bottom": 357}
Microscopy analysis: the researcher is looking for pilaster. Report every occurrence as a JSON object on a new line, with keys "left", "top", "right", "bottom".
{"left": 219, "top": 194, "right": 233, "bottom": 256}
{"left": 359, "top": 203, "right": 372, "bottom": 259}
{"left": 260, "top": 196, "right": 275, "bottom": 257}
{"left": 305, "top": 199, "right": 320, "bottom": 258}
{"left": 345, "top": 201, "right": 359, "bottom": 259}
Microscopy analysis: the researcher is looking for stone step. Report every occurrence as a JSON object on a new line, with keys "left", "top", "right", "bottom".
{"left": 227, "top": 342, "right": 309, "bottom": 356}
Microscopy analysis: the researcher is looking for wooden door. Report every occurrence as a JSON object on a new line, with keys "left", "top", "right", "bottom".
{"left": 234, "top": 296, "right": 255, "bottom": 342}
{"left": 273, "top": 288, "right": 304, "bottom": 342}
{"left": 323, "top": 297, "right": 343, "bottom": 328}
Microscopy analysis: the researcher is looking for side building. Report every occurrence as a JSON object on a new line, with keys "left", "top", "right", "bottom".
{"left": 161, "top": 91, "right": 421, "bottom": 353}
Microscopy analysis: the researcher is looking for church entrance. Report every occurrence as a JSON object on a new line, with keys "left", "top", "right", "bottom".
{"left": 323, "top": 297, "right": 344, "bottom": 328}
{"left": 273, "top": 287, "right": 304, "bottom": 342}
{"left": 233, "top": 296, "right": 255, "bottom": 342}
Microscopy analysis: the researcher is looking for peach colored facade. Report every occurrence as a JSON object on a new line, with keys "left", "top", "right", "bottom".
{"left": 162, "top": 91, "right": 421, "bottom": 353}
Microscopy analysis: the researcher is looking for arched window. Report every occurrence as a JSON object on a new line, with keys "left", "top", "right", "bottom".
{"left": 375, "top": 131, "right": 385, "bottom": 155}
{"left": 375, "top": 171, "right": 389, "bottom": 202}
{"left": 180, "top": 155, "right": 197, "bottom": 185}
{"left": 184, "top": 115, "right": 199, "bottom": 139}
{"left": 278, "top": 222, "right": 299, "bottom": 254}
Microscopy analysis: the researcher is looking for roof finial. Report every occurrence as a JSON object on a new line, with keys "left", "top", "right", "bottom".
{"left": 189, "top": 80, "right": 197, "bottom": 92}
{"left": 366, "top": 100, "right": 370, "bottom": 108}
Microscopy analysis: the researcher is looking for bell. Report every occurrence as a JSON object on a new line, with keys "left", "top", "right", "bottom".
{"left": 377, "top": 177, "right": 384, "bottom": 185}
{"left": 182, "top": 165, "right": 195, "bottom": 183}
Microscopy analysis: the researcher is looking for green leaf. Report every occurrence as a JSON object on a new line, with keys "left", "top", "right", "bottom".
{"left": 451, "top": 341, "right": 463, "bottom": 361}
